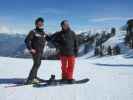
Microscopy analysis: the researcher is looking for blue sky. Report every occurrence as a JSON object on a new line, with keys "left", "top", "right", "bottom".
{"left": 0, "top": 0, "right": 133, "bottom": 34}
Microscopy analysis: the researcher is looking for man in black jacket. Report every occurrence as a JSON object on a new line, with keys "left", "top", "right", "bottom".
{"left": 51, "top": 20, "right": 78, "bottom": 83}
{"left": 25, "top": 17, "right": 49, "bottom": 84}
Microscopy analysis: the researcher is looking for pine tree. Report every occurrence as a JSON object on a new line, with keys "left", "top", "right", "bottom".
{"left": 107, "top": 46, "right": 112, "bottom": 55}
{"left": 94, "top": 47, "right": 99, "bottom": 56}
{"left": 111, "top": 27, "right": 116, "bottom": 36}
{"left": 113, "top": 45, "right": 121, "bottom": 55}
{"left": 99, "top": 45, "right": 103, "bottom": 56}
{"left": 126, "top": 19, "right": 133, "bottom": 48}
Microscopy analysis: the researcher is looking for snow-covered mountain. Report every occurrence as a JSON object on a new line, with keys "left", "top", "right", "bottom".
{"left": 0, "top": 32, "right": 92, "bottom": 58}
{"left": 0, "top": 33, "right": 26, "bottom": 57}
{"left": 0, "top": 30, "right": 132, "bottom": 59}
{"left": 0, "top": 33, "right": 57, "bottom": 59}
{"left": 81, "top": 30, "right": 133, "bottom": 58}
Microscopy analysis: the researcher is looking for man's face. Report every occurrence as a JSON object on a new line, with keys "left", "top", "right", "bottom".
{"left": 36, "top": 21, "right": 44, "bottom": 29}
{"left": 62, "top": 21, "right": 70, "bottom": 30}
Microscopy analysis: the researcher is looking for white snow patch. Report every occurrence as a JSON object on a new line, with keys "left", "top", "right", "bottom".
{"left": 0, "top": 56, "right": 133, "bottom": 100}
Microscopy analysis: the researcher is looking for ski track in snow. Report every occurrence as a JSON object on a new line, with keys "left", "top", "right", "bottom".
{"left": 0, "top": 56, "right": 133, "bottom": 100}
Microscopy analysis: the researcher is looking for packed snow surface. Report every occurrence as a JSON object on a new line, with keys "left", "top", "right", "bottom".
{"left": 0, "top": 55, "right": 133, "bottom": 100}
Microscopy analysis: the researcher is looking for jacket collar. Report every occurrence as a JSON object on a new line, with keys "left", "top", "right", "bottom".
{"left": 35, "top": 27, "right": 44, "bottom": 32}
{"left": 62, "top": 28, "right": 71, "bottom": 33}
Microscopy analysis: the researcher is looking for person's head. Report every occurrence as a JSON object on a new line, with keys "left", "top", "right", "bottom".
{"left": 35, "top": 17, "right": 44, "bottom": 29}
{"left": 60, "top": 20, "right": 70, "bottom": 31}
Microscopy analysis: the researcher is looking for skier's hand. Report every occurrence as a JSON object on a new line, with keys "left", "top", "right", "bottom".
{"left": 30, "top": 49, "right": 36, "bottom": 54}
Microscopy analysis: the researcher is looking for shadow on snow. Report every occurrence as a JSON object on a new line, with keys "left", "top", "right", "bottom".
{"left": 94, "top": 63, "right": 133, "bottom": 67}
{"left": 0, "top": 78, "right": 25, "bottom": 85}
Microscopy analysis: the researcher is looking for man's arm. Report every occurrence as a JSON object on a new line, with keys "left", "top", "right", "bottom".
{"left": 45, "top": 35, "right": 51, "bottom": 41}
{"left": 25, "top": 31, "right": 34, "bottom": 50}
{"left": 73, "top": 31, "right": 79, "bottom": 56}
{"left": 49, "top": 32, "right": 61, "bottom": 48}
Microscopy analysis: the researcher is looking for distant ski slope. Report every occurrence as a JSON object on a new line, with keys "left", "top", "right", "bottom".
{"left": 82, "top": 31, "right": 133, "bottom": 58}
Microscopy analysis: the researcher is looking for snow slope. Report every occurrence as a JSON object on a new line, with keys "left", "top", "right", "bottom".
{"left": 82, "top": 31, "right": 133, "bottom": 58}
{"left": 102, "top": 32, "right": 125, "bottom": 48}
{"left": 0, "top": 56, "right": 133, "bottom": 100}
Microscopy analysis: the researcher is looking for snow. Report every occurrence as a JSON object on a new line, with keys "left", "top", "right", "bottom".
{"left": 0, "top": 31, "right": 133, "bottom": 100}
{"left": 102, "top": 31, "right": 133, "bottom": 57}
{"left": 81, "top": 31, "right": 133, "bottom": 59}
{"left": 0, "top": 56, "right": 133, "bottom": 100}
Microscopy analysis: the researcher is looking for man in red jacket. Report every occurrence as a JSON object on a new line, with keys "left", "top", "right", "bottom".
{"left": 51, "top": 20, "right": 78, "bottom": 83}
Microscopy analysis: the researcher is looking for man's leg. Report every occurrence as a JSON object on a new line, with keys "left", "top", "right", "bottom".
{"left": 26, "top": 53, "right": 42, "bottom": 83}
{"left": 60, "top": 55, "right": 68, "bottom": 79}
{"left": 67, "top": 56, "right": 75, "bottom": 80}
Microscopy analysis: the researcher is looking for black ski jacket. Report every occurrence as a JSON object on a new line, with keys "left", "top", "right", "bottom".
{"left": 51, "top": 29, "right": 78, "bottom": 56}
{"left": 25, "top": 28, "right": 49, "bottom": 54}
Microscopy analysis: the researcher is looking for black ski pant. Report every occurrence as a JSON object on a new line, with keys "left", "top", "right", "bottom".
{"left": 27, "top": 53, "right": 42, "bottom": 82}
